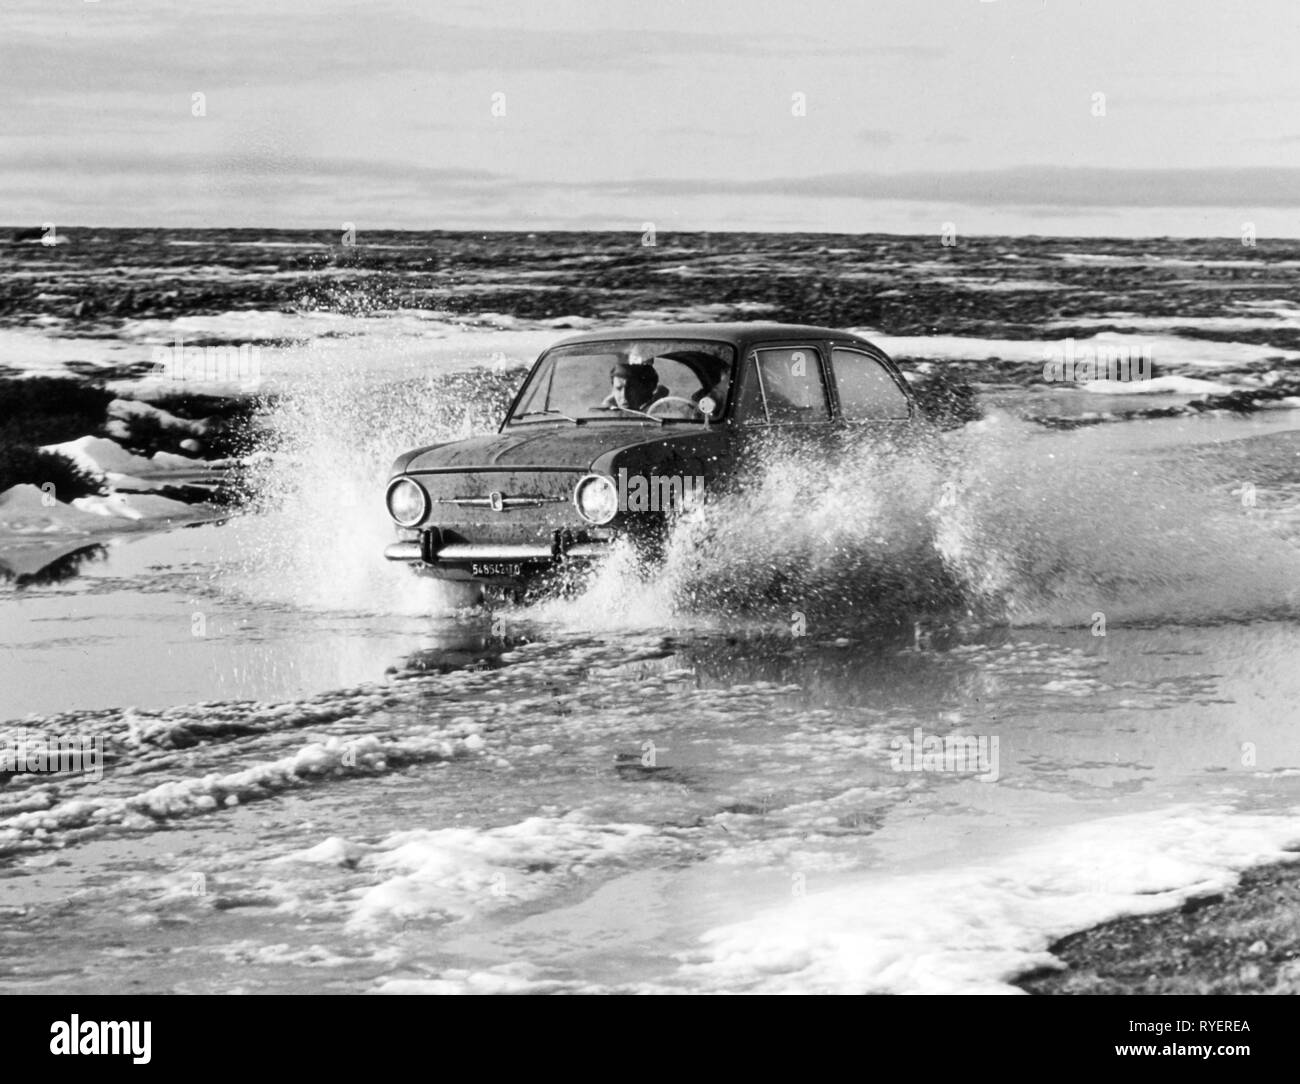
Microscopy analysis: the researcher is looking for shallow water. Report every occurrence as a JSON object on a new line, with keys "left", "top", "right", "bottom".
{"left": 2, "top": 617, "right": 1299, "bottom": 993}
{"left": 3, "top": 383, "right": 1299, "bottom": 991}
{"left": 6, "top": 227, "right": 1300, "bottom": 991}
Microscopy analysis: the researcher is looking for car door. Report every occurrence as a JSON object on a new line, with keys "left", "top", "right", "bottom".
{"left": 730, "top": 341, "right": 836, "bottom": 474}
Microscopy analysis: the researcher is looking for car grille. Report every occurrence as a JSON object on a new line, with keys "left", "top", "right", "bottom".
{"left": 414, "top": 470, "right": 586, "bottom": 539}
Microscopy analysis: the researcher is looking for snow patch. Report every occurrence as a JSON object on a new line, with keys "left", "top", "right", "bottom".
{"left": 39, "top": 436, "right": 152, "bottom": 479}
{"left": 107, "top": 398, "right": 207, "bottom": 436}
{"left": 70, "top": 492, "right": 194, "bottom": 521}
{"left": 678, "top": 806, "right": 1300, "bottom": 994}
{"left": 1079, "top": 375, "right": 1236, "bottom": 396}
{"left": 861, "top": 331, "right": 1300, "bottom": 371}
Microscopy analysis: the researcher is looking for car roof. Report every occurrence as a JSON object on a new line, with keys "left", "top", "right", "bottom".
{"left": 548, "top": 322, "right": 882, "bottom": 350}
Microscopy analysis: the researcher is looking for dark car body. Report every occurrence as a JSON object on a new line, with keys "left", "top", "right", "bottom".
{"left": 384, "top": 323, "right": 920, "bottom": 586}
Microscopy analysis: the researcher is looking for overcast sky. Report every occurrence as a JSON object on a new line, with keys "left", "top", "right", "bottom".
{"left": 3, "top": 0, "right": 1299, "bottom": 235}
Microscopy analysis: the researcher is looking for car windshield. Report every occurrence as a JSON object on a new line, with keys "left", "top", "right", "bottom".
{"left": 507, "top": 339, "right": 735, "bottom": 424}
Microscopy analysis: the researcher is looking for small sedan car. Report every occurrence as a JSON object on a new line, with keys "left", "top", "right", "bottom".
{"left": 384, "top": 323, "right": 920, "bottom": 588}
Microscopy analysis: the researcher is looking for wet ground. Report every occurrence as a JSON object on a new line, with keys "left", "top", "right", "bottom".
{"left": 4, "top": 408, "right": 1300, "bottom": 993}
{"left": 3, "top": 231, "right": 1300, "bottom": 993}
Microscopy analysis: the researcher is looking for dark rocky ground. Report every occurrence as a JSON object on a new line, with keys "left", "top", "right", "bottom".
{"left": 8, "top": 228, "right": 1300, "bottom": 410}
{"left": 6, "top": 228, "right": 1300, "bottom": 446}
{"left": 1018, "top": 859, "right": 1300, "bottom": 994}
{"left": 4, "top": 228, "right": 1300, "bottom": 341}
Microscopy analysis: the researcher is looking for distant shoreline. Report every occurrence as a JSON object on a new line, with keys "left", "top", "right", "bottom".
{"left": 8, "top": 226, "right": 1300, "bottom": 242}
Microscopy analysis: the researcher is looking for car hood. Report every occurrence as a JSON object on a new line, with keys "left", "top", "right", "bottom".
{"left": 392, "top": 423, "right": 705, "bottom": 475}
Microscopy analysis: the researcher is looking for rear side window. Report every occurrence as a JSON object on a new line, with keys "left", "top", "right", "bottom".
{"left": 745, "top": 347, "right": 830, "bottom": 423}
{"left": 830, "top": 348, "right": 911, "bottom": 420}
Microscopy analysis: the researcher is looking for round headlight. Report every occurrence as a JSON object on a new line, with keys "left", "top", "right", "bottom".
{"left": 574, "top": 473, "right": 618, "bottom": 525}
{"left": 386, "top": 477, "right": 429, "bottom": 527}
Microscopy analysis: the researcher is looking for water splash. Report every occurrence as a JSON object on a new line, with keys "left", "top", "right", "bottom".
{"left": 220, "top": 343, "right": 1300, "bottom": 633}
{"left": 930, "top": 412, "right": 1300, "bottom": 626}
{"left": 539, "top": 431, "right": 959, "bottom": 634}
{"left": 224, "top": 352, "right": 520, "bottom": 615}
{"left": 549, "top": 414, "right": 1300, "bottom": 631}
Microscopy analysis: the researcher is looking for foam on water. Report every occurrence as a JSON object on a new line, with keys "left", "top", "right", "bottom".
{"left": 340, "top": 815, "right": 671, "bottom": 930}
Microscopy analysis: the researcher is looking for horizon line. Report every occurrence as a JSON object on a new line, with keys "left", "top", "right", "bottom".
{"left": 5, "top": 225, "right": 1292, "bottom": 242}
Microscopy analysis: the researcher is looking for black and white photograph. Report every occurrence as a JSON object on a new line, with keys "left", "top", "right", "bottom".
{"left": 1, "top": 0, "right": 1298, "bottom": 1045}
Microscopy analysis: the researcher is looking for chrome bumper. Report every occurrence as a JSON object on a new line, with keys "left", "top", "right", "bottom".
{"left": 383, "top": 540, "right": 607, "bottom": 563}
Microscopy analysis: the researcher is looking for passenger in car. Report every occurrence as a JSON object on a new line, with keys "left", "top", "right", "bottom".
{"left": 602, "top": 362, "right": 668, "bottom": 412}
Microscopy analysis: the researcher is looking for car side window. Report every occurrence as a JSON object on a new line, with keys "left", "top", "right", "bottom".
{"left": 830, "top": 348, "right": 911, "bottom": 420}
{"left": 743, "top": 347, "right": 829, "bottom": 424}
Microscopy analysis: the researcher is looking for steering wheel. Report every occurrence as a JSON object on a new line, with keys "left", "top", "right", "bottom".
{"left": 644, "top": 396, "right": 700, "bottom": 417}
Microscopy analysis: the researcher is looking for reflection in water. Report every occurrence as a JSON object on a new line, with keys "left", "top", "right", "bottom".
{"left": 394, "top": 622, "right": 988, "bottom": 714}
{"left": 396, "top": 636, "right": 515, "bottom": 675}
{"left": 0, "top": 543, "right": 108, "bottom": 588}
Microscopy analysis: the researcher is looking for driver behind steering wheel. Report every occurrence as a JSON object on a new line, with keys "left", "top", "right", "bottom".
{"left": 602, "top": 361, "right": 667, "bottom": 412}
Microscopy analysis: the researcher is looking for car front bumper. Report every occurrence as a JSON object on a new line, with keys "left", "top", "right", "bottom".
{"left": 383, "top": 532, "right": 610, "bottom": 582}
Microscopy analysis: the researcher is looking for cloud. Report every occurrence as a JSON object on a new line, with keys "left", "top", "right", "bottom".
{"left": 8, "top": 158, "right": 1299, "bottom": 232}
{"left": 5, "top": 147, "right": 499, "bottom": 187}
{"left": 0, "top": 148, "right": 514, "bottom": 225}
{"left": 0, "top": 7, "right": 874, "bottom": 101}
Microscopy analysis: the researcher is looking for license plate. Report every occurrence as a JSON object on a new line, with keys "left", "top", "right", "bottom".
{"left": 470, "top": 562, "right": 524, "bottom": 577}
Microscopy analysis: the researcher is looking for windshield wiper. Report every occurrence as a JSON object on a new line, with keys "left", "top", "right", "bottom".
{"left": 513, "top": 409, "right": 581, "bottom": 424}
{"left": 598, "top": 405, "right": 665, "bottom": 424}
